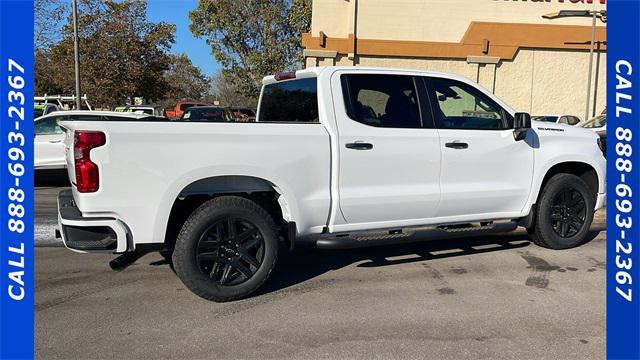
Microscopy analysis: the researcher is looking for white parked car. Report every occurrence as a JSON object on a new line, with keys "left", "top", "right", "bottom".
{"left": 34, "top": 113, "right": 66, "bottom": 170}
{"left": 532, "top": 114, "right": 581, "bottom": 126}
{"left": 581, "top": 114, "right": 606, "bottom": 133}
{"left": 581, "top": 115, "right": 607, "bottom": 157}
{"left": 35, "top": 111, "right": 157, "bottom": 170}
{"left": 57, "top": 66, "right": 606, "bottom": 301}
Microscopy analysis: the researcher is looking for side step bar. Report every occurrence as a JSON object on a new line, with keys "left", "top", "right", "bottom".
{"left": 315, "top": 221, "right": 519, "bottom": 250}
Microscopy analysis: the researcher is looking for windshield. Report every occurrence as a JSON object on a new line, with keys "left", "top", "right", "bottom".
{"left": 34, "top": 107, "right": 45, "bottom": 118}
{"left": 181, "top": 107, "right": 226, "bottom": 122}
{"left": 532, "top": 116, "right": 558, "bottom": 123}
{"left": 582, "top": 115, "right": 606, "bottom": 128}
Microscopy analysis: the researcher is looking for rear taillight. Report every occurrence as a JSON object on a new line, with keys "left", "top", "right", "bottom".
{"left": 74, "top": 131, "right": 106, "bottom": 193}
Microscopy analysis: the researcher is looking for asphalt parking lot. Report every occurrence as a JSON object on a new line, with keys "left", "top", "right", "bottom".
{"left": 35, "top": 180, "right": 607, "bottom": 360}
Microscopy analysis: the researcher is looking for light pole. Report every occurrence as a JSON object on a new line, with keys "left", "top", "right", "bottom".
{"left": 71, "top": 0, "right": 81, "bottom": 110}
{"left": 543, "top": 8, "right": 606, "bottom": 122}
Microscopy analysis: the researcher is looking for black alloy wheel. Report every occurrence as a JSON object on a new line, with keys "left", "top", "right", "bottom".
{"left": 196, "top": 217, "right": 265, "bottom": 286}
{"left": 527, "top": 173, "right": 594, "bottom": 250}
{"left": 172, "top": 196, "right": 279, "bottom": 301}
{"left": 549, "top": 187, "right": 587, "bottom": 238}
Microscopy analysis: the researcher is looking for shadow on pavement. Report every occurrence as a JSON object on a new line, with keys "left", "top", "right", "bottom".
{"left": 262, "top": 229, "right": 600, "bottom": 295}
{"left": 146, "top": 228, "right": 602, "bottom": 297}
{"left": 258, "top": 232, "right": 533, "bottom": 296}
{"left": 259, "top": 228, "right": 601, "bottom": 295}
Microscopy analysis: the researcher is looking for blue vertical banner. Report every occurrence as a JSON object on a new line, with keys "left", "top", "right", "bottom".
{"left": 0, "top": 0, "right": 35, "bottom": 359}
{"left": 607, "top": 0, "right": 640, "bottom": 359}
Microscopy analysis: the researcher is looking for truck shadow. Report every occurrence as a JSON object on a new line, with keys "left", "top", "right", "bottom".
{"left": 256, "top": 229, "right": 601, "bottom": 297}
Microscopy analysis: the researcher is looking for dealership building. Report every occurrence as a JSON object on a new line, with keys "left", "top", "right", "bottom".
{"left": 302, "top": 0, "right": 606, "bottom": 120}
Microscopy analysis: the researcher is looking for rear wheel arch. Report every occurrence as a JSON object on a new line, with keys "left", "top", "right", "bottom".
{"left": 163, "top": 175, "right": 291, "bottom": 249}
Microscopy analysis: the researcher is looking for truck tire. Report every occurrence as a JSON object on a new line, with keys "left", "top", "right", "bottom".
{"left": 172, "top": 196, "right": 279, "bottom": 302}
{"left": 528, "top": 173, "right": 594, "bottom": 249}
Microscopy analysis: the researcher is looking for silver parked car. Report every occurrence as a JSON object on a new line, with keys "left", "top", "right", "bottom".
{"left": 532, "top": 114, "right": 581, "bottom": 126}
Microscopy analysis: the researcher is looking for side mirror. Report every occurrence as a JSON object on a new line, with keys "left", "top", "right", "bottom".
{"left": 514, "top": 112, "right": 531, "bottom": 129}
{"left": 513, "top": 112, "right": 531, "bottom": 141}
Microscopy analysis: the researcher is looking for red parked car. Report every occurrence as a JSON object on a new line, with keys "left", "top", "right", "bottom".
{"left": 165, "top": 101, "right": 211, "bottom": 120}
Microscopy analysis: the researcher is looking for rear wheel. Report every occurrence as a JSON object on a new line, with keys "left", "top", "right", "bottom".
{"left": 528, "top": 173, "right": 594, "bottom": 249}
{"left": 172, "top": 196, "right": 279, "bottom": 301}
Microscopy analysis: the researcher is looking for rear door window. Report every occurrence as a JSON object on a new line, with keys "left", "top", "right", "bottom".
{"left": 341, "top": 74, "right": 422, "bottom": 128}
{"left": 259, "top": 78, "right": 319, "bottom": 123}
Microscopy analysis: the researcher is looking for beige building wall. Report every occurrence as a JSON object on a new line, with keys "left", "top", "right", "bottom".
{"left": 304, "top": 0, "right": 607, "bottom": 119}
{"left": 344, "top": 0, "right": 605, "bottom": 42}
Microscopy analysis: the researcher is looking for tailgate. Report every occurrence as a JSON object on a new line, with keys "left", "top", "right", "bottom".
{"left": 59, "top": 121, "right": 76, "bottom": 186}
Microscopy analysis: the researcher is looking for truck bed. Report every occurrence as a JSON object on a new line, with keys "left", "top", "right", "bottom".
{"left": 59, "top": 120, "right": 332, "bottom": 246}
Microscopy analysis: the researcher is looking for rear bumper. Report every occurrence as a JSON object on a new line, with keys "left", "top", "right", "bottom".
{"left": 57, "top": 189, "right": 129, "bottom": 253}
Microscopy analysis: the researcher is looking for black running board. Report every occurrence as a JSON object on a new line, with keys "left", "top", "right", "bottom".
{"left": 315, "top": 221, "right": 519, "bottom": 250}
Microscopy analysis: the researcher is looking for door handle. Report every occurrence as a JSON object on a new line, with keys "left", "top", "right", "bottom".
{"left": 345, "top": 142, "right": 373, "bottom": 150}
{"left": 445, "top": 142, "right": 468, "bottom": 149}
{"left": 49, "top": 139, "right": 62, "bottom": 143}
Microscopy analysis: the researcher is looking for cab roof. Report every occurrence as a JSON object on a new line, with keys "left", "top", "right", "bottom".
{"left": 262, "top": 66, "right": 472, "bottom": 86}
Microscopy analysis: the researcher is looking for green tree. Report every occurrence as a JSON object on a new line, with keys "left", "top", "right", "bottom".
{"left": 206, "top": 70, "right": 256, "bottom": 108}
{"left": 286, "top": 0, "right": 313, "bottom": 64}
{"left": 35, "top": 0, "right": 176, "bottom": 108}
{"left": 161, "top": 54, "right": 211, "bottom": 107}
{"left": 34, "top": 0, "right": 68, "bottom": 51}
{"left": 189, "top": 0, "right": 312, "bottom": 98}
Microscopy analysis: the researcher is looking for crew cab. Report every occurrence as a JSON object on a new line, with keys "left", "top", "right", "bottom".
{"left": 57, "top": 66, "right": 606, "bottom": 301}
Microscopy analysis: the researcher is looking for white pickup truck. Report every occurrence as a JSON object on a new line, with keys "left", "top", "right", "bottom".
{"left": 57, "top": 66, "right": 606, "bottom": 301}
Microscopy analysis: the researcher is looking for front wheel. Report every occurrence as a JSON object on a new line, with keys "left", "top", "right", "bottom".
{"left": 172, "top": 196, "right": 279, "bottom": 302}
{"left": 528, "top": 173, "right": 594, "bottom": 249}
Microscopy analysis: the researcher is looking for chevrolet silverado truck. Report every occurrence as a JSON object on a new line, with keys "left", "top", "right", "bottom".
{"left": 57, "top": 66, "right": 606, "bottom": 301}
